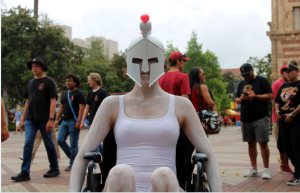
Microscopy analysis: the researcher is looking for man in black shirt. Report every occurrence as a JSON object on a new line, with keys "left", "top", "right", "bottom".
{"left": 11, "top": 58, "right": 60, "bottom": 181}
{"left": 55, "top": 73, "right": 85, "bottom": 171}
{"left": 80, "top": 73, "right": 108, "bottom": 162}
{"left": 236, "top": 63, "right": 273, "bottom": 179}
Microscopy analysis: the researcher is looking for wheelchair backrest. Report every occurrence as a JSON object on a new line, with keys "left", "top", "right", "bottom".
{"left": 101, "top": 128, "right": 193, "bottom": 189}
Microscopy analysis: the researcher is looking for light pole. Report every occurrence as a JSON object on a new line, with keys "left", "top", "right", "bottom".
{"left": 34, "top": 0, "right": 38, "bottom": 21}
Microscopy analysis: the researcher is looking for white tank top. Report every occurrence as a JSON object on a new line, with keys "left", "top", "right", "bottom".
{"left": 114, "top": 94, "right": 180, "bottom": 192}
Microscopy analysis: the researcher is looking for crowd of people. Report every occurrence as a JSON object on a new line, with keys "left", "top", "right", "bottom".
{"left": 1, "top": 14, "right": 299, "bottom": 191}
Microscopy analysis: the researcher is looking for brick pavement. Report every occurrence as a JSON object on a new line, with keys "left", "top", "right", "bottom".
{"left": 1, "top": 126, "right": 300, "bottom": 192}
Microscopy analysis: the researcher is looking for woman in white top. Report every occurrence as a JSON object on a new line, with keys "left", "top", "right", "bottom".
{"left": 70, "top": 15, "right": 222, "bottom": 192}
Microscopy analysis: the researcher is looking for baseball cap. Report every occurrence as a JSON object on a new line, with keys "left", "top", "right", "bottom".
{"left": 169, "top": 51, "right": 190, "bottom": 62}
{"left": 27, "top": 58, "right": 48, "bottom": 71}
{"left": 280, "top": 65, "right": 288, "bottom": 74}
{"left": 285, "top": 62, "right": 299, "bottom": 71}
{"left": 240, "top": 63, "right": 253, "bottom": 76}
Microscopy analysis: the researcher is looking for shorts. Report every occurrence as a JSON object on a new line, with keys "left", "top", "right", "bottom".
{"left": 241, "top": 116, "right": 270, "bottom": 142}
{"left": 16, "top": 121, "right": 20, "bottom": 127}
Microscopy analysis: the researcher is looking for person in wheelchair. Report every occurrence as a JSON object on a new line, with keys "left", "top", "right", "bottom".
{"left": 70, "top": 14, "right": 222, "bottom": 192}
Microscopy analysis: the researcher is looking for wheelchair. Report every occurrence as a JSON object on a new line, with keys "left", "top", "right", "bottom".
{"left": 81, "top": 128, "right": 210, "bottom": 192}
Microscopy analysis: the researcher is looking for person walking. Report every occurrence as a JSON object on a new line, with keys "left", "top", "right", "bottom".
{"left": 13, "top": 107, "right": 22, "bottom": 134}
{"left": 55, "top": 73, "right": 85, "bottom": 171}
{"left": 1, "top": 98, "right": 9, "bottom": 143}
{"left": 275, "top": 60, "right": 300, "bottom": 186}
{"left": 236, "top": 63, "right": 273, "bottom": 179}
{"left": 80, "top": 73, "right": 108, "bottom": 156}
{"left": 11, "top": 58, "right": 60, "bottom": 181}
{"left": 271, "top": 65, "right": 293, "bottom": 175}
{"left": 159, "top": 51, "right": 191, "bottom": 98}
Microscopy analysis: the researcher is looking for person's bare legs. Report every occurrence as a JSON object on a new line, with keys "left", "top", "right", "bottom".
{"left": 51, "top": 125, "right": 60, "bottom": 159}
{"left": 32, "top": 130, "right": 43, "bottom": 161}
{"left": 248, "top": 141, "right": 258, "bottom": 169}
{"left": 103, "top": 164, "right": 137, "bottom": 192}
{"left": 15, "top": 126, "right": 19, "bottom": 134}
{"left": 281, "top": 152, "right": 289, "bottom": 166}
{"left": 259, "top": 142, "right": 270, "bottom": 168}
{"left": 151, "top": 167, "right": 181, "bottom": 192}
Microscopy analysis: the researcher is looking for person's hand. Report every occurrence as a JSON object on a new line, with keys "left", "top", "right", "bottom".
{"left": 276, "top": 110, "right": 282, "bottom": 120}
{"left": 76, "top": 121, "right": 81, "bottom": 130}
{"left": 46, "top": 120, "right": 53, "bottom": 132}
{"left": 285, "top": 114, "right": 293, "bottom": 123}
{"left": 1, "top": 127, "right": 9, "bottom": 142}
{"left": 80, "top": 122, "right": 85, "bottom": 130}
{"left": 20, "top": 120, "right": 25, "bottom": 131}
{"left": 240, "top": 94, "right": 245, "bottom": 102}
{"left": 245, "top": 93, "right": 256, "bottom": 101}
{"left": 13, "top": 120, "right": 15, "bottom": 123}
{"left": 54, "top": 121, "right": 59, "bottom": 128}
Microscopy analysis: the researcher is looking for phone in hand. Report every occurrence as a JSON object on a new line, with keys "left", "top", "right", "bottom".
{"left": 243, "top": 92, "right": 249, "bottom": 96}
{"left": 281, "top": 115, "right": 286, "bottom": 121}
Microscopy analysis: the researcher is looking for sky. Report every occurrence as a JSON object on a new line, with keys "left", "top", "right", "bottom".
{"left": 4, "top": 0, "right": 272, "bottom": 69}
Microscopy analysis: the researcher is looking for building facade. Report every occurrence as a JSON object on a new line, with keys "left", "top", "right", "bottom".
{"left": 267, "top": 0, "right": 300, "bottom": 82}
{"left": 59, "top": 25, "right": 118, "bottom": 59}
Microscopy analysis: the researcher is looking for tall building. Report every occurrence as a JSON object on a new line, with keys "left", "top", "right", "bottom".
{"left": 59, "top": 25, "right": 118, "bottom": 59}
{"left": 267, "top": 0, "right": 300, "bottom": 82}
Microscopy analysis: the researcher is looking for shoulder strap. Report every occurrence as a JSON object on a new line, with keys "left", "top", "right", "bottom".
{"left": 68, "top": 90, "right": 78, "bottom": 121}
{"left": 198, "top": 84, "right": 203, "bottom": 120}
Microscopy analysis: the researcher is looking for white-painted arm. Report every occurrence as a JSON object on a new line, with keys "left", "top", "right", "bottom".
{"left": 175, "top": 97, "right": 222, "bottom": 192}
{"left": 69, "top": 96, "right": 118, "bottom": 192}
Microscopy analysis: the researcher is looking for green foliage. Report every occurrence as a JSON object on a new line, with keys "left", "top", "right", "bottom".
{"left": 247, "top": 54, "right": 272, "bottom": 84}
{"left": 184, "top": 30, "right": 230, "bottom": 114}
{"left": 222, "top": 71, "right": 235, "bottom": 94}
{"left": 1, "top": 6, "right": 78, "bottom": 105}
{"left": 165, "top": 39, "right": 181, "bottom": 69}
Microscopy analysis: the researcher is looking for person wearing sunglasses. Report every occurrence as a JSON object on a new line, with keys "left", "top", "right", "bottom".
{"left": 236, "top": 63, "right": 273, "bottom": 179}
{"left": 275, "top": 60, "right": 300, "bottom": 186}
{"left": 159, "top": 51, "right": 191, "bottom": 99}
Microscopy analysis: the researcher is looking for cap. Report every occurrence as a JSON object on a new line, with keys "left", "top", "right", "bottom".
{"left": 240, "top": 63, "right": 253, "bottom": 76}
{"left": 169, "top": 51, "right": 190, "bottom": 62}
{"left": 285, "top": 63, "right": 299, "bottom": 71}
{"left": 280, "top": 65, "right": 288, "bottom": 74}
{"left": 27, "top": 58, "right": 47, "bottom": 71}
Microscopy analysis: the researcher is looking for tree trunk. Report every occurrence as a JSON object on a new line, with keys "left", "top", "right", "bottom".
{"left": 2, "top": 80, "right": 9, "bottom": 126}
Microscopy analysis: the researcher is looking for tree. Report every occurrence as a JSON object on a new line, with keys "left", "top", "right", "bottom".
{"left": 1, "top": 6, "right": 80, "bottom": 105}
{"left": 185, "top": 30, "right": 230, "bottom": 115}
{"left": 247, "top": 54, "right": 272, "bottom": 84}
{"left": 222, "top": 71, "right": 235, "bottom": 95}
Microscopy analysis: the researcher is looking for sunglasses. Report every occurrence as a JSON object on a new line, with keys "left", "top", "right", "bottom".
{"left": 178, "top": 54, "right": 186, "bottom": 59}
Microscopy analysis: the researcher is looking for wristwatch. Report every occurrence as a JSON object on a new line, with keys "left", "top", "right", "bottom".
{"left": 49, "top": 117, "right": 54, "bottom": 121}
{"left": 289, "top": 114, "right": 294, "bottom": 118}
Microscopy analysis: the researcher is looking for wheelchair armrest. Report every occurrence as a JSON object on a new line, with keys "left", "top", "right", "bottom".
{"left": 192, "top": 153, "right": 208, "bottom": 163}
{"left": 84, "top": 152, "right": 102, "bottom": 163}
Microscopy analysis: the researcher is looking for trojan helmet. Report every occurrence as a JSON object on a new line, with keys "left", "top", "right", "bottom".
{"left": 126, "top": 14, "right": 166, "bottom": 87}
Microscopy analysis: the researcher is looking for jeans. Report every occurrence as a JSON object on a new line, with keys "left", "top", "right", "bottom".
{"left": 22, "top": 120, "right": 59, "bottom": 173}
{"left": 57, "top": 119, "right": 80, "bottom": 167}
{"left": 280, "top": 121, "right": 300, "bottom": 179}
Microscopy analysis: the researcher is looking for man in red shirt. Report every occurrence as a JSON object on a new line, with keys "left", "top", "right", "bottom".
{"left": 159, "top": 52, "right": 191, "bottom": 98}
{"left": 271, "top": 65, "right": 293, "bottom": 174}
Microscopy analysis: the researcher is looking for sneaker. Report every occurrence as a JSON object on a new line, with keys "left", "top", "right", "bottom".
{"left": 19, "top": 156, "right": 23, "bottom": 160}
{"left": 277, "top": 158, "right": 282, "bottom": 164}
{"left": 11, "top": 171, "right": 30, "bottom": 181}
{"left": 65, "top": 166, "right": 72, "bottom": 171}
{"left": 43, "top": 169, "right": 60, "bottom": 178}
{"left": 287, "top": 176, "right": 300, "bottom": 186}
{"left": 262, "top": 168, "right": 271, "bottom": 179}
{"left": 280, "top": 165, "right": 293, "bottom": 175}
{"left": 243, "top": 168, "right": 259, "bottom": 177}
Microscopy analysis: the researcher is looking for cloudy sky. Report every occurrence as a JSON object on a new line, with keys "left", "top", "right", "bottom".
{"left": 4, "top": 0, "right": 272, "bottom": 69}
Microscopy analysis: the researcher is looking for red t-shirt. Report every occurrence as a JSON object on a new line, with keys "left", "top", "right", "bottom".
{"left": 159, "top": 71, "right": 191, "bottom": 96}
{"left": 190, "top": 86, "right": 208, "bottom": 112}
{"left": 271, "top": 79, "right": 285, "bottom": 122}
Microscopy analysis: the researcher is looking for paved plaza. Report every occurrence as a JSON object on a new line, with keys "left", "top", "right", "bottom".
{"left": 1, "top": 126, "right": 300, "bottom": 192}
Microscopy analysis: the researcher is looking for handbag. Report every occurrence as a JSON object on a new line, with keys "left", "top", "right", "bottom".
{"left": 68, "top": 91, "right": 78, "bottom": 122}
{"left": 198, "top": 84, "right": 221, "bottom": 134}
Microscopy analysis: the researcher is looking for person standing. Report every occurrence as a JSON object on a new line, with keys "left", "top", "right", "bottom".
{"left": 235, "top": 63, "right": 273, "bottom": 179}
{"left": 13, "top": 107, "right": 22, "bottom": 134}
{"left": 271, "top": 65, "right": 293, "bottom": 175}
{"left": 159, "top": 51, "right": 191, "bottom": 98}
{"left": 275, "top": 60, "right": 300, "bottom": 186}
{"left": 11, "top": 58, "right": 60, "bottom": 181}
{"left": 55, "top": 73, "right": 85, "bottom": 171}
{"left": 80, "top": 73, "right": 108, "bottom": 155}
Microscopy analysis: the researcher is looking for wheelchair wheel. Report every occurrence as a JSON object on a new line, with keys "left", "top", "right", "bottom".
{"left": 195, "top": 161, "right": 205, "bottom": 192}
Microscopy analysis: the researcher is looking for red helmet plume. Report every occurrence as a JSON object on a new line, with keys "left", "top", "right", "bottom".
{"left": 141, "top": 14, "right": 150, "bottom": 23}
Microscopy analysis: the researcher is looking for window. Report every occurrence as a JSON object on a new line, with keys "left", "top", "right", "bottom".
{"left": 295, "top": 7, "right": 300, "bottom": 29}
